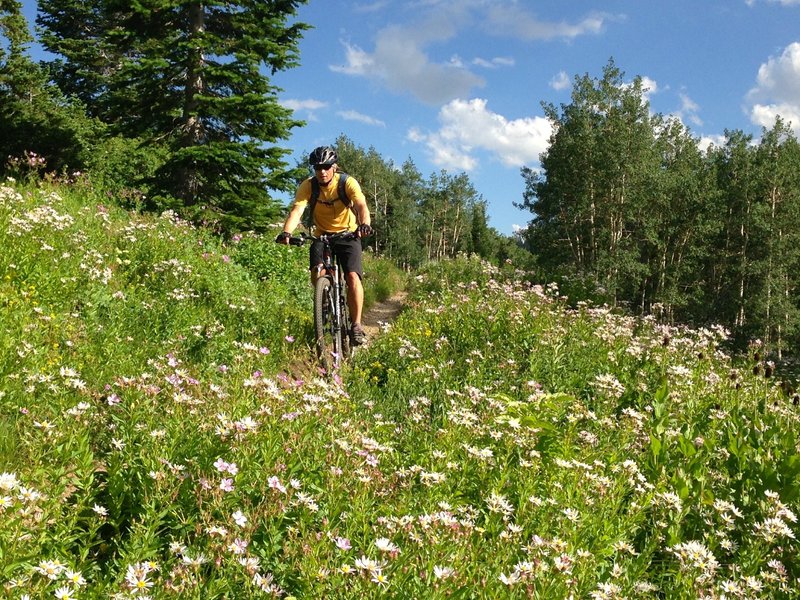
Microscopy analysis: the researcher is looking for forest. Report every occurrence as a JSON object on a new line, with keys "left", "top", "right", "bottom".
{"left": 2, "top": 1, "right": 800, "bottom": 357}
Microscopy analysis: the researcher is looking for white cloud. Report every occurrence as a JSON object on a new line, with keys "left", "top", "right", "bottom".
{"left": 491, "top": 56, "right": 515, "bottom": 67}
{"left": 749, "top": 42, "right": 800, "bottom": 99}
{"left": 484, "top": 7, "right": 615, "bottom": 41}
{"left": 472, "top": 56, "right": 515, "bottom": 69}
{"left": 331, "top": 42, "right": 375, "bottom": 76}
{"left": 621, "top": 76, "right": 659, "bottom": 103}
{"left": 331, "top": 27, "right": 484, "bottom": 105}
{"left": 408, "top": 98, "right": 552, "bottom": 171}
{"left": 281, "top": 98, "right": 328, "bottom": 122}
{"left": 639, "top": 76, "right": 659, "bottom": 99}
{"left": 330, "top": 2, "right": 614, "bottom": 105}
{"left": 678, "top": 91, "right": 703, "bottom": 127}
{"left": 281, "top": 99, "right": 328, "bottom": 111}
{"left": 550, "top": 71, "right": 571, "bottom": 91}
{"left": 746, "top": 0, "right": 800, "bottom": 5}
{"left": 449, "top": 55, "right": 466, "bottom": 68}
{"left": 354, "top": 0, "right": 391, "bottom": 13}
{"left": 336, "top": 110, "right": 386, "bottom": 127}
{"left": 747, "top": 42, "right": 800, "bottom": 133}
{"left": 751, "top": 103, "right": 800, "bottom": 130}
{"left": 698, "top": 134, "right": 727, "bottom": 153}
{"left": 409, "top": 126, "right": 479, "bottom": 171}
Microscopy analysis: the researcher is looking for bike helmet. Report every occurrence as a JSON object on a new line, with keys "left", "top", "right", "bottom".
{"left": 309, "top": 146, "right": 338, "bottom": 167}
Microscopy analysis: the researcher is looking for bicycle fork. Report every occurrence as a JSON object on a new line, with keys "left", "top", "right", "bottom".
{"left": 324, "top": 247, "right": 340, "bottom": 328}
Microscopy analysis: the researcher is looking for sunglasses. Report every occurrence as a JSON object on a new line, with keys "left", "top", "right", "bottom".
{"left": 314, "top": 164, "right": 334, "bottom": 171}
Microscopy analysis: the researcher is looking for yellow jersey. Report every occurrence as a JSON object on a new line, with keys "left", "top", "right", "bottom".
{"left": 293, "top": 173, "right": 365, "bottom": 234}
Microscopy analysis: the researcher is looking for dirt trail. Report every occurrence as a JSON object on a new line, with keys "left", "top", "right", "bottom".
{"left": 360, "top": 290, "right": 408, "bottom": 344}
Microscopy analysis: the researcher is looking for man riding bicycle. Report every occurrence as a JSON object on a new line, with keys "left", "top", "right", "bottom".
{"left": 276, "top": 146, "right": 373, "bottom": 345}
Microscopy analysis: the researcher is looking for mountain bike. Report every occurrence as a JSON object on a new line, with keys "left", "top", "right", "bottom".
{"left": 288, "top": 232, "right": 354, "bottom": 372}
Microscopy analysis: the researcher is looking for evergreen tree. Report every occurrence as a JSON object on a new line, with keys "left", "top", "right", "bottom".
{"left": 36, "top": 0, "right": 118, "bottom": 110}
{"left": 37, "top": 0, "right": 310, "bottom": 231}
{"left": 1, "top": 0, "right": 99, "bottom": 175}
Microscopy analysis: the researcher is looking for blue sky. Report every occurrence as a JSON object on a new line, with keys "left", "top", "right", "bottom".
{"left": 19, "top": 0, "right": 800, "bottom": 235}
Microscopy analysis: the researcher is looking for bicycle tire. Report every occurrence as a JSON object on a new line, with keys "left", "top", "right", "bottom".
{"left": 314, "top": 276, "right": 342, "bottom": 372}
{"left": 340, "top": 276, "right": 353, "bottom": 361}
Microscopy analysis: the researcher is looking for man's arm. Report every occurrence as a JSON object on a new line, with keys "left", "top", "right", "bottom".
{"left": 353, "top": 196, "right": 372, "bottom": 237}
{"left": 345, "top": 176, "right": 370, "bottom": 230}
{"left": 282, "top": 203, "right": 306, "bottom": 233}
{"left": 352, "top": 196, "right": 371, "bottom": 228}
{"left": 277, "top": 203, "right": 306, "bottom": 244}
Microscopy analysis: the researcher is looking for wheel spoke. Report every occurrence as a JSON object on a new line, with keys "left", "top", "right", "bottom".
{"left": 314, "top": 277, "right": 339, "bottom": 373}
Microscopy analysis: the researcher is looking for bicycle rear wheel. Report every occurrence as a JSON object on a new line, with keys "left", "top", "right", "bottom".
{"left": 314, "top": 276, "right": 342, "bottom": 372}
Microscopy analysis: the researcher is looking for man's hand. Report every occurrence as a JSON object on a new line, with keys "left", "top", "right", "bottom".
{"left": 275, "top": 231, "right": 291, "bottom": 245}
{"left": 357, "top": 223, "right": 373, "bottom": 238}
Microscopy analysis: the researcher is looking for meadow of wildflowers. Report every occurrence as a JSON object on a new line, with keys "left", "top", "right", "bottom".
{"left": 2, "top": 180, "right": 799, "bottom": 599}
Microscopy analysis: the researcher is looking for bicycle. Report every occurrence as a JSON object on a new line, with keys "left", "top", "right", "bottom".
{"left": 287, "top": 232, "right": 355, "bottom": 372}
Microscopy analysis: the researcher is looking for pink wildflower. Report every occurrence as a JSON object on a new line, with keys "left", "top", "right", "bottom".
{"left": 335, "top": 537, "right": 351, "bottom": 551}
{"left": 268, "top": 476, "right": 286, "bottom": 494}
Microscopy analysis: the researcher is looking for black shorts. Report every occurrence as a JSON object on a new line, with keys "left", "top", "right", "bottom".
{"left": 310, "top": 235, "right": 363, "bottom": 279}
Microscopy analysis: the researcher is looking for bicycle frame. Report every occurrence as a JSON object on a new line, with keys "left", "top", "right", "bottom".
{"left": 289, "top": 232, "right": 354, "bottom": 372}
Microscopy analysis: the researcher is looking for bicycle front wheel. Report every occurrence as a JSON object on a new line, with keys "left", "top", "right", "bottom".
{"left": 339, "top": 273, "right": 354, "bottom": 361}
{"left": 314, "top": 276, "right": 342, "bottom": 373}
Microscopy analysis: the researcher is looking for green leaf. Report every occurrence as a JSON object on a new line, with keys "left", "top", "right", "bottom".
{"left": 677, "top": 434, "right": 696, "bottom": 458}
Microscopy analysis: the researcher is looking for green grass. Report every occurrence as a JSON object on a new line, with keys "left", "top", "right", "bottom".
{"left": 1, "top": 180, "right": 799, "bottom": 599}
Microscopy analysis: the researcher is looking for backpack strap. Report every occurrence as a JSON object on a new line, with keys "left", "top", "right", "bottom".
{"left": 337, "top": 173, "right": 351, "bottom": 207}
{"left": 309, "top": 177, "right": 320, "bottom": 209}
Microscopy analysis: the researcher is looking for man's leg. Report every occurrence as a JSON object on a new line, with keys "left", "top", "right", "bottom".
{"left": 346, "top": 271, "right": 367, "bottom": 345}
{"left": 345, "top": 271, "right": 364, "bottom": 324}
{"left": 337, "top": 238, "right": 367, "bottom": 345}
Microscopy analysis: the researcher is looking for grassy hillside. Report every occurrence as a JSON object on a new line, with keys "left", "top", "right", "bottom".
{"left": 1, "top": 180, "right": 799, "bottom": 599}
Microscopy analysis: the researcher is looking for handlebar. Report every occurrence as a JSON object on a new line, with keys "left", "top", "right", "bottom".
{"left": 282, "top": 231, "right": 361, "bottom": 247}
